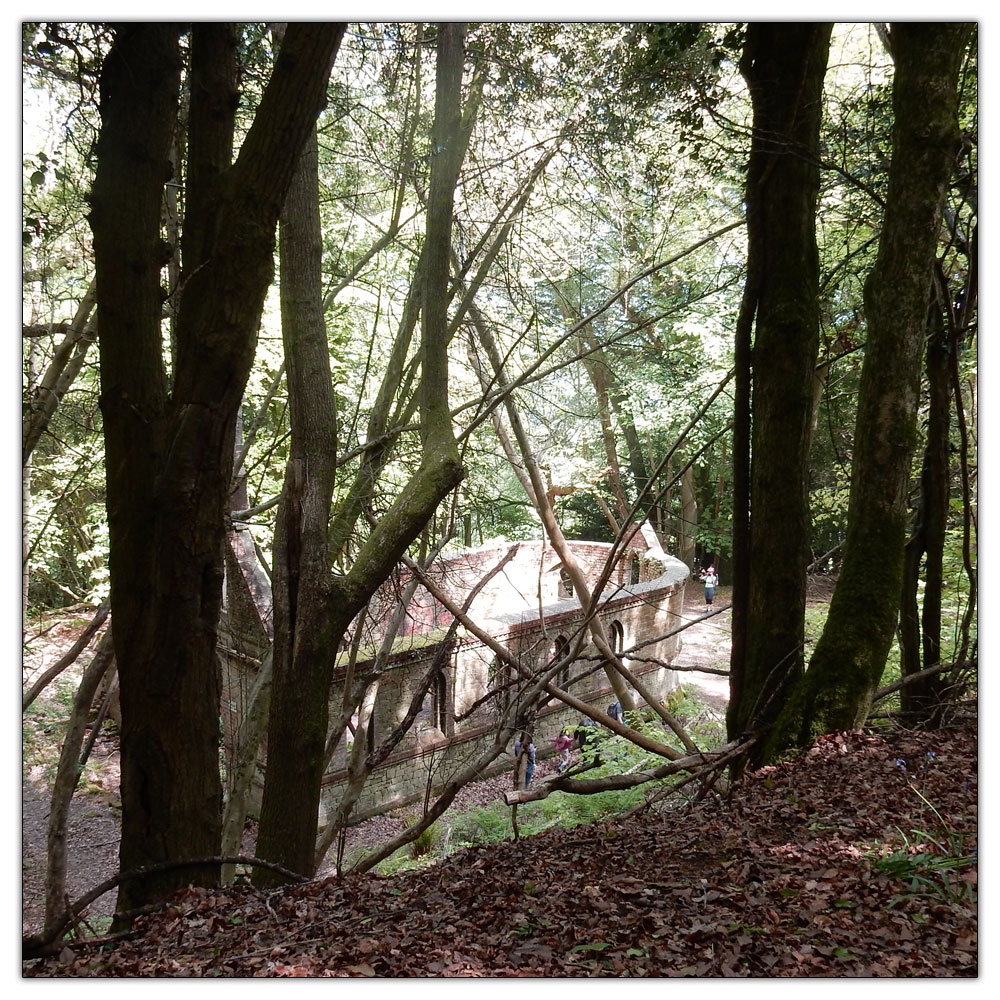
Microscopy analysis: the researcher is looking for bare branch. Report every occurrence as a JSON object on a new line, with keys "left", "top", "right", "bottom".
{"left": 23, "top": 600, "right": 109, "bottom": 711}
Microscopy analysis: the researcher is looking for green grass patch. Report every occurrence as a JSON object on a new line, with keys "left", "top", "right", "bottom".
{"left": 376, "top": 688, "right": 727, "bottom": 875}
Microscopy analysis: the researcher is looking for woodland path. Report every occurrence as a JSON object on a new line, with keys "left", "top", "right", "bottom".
{"left": 672, "top": 581, "right": 733, "bottom": 710}
{"left": 22, "top": 585, "right": 738, "bottom": 936}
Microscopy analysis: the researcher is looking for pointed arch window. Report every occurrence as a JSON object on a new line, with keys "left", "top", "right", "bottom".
{"left": 416, "top": 667, "right": 453, "bottom": 736}
{"left": 609, "top": 619, "right": 625, "bottom": 656}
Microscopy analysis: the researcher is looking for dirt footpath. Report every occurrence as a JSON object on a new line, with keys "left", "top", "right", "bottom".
{"left": 673, "top": 583, "right": 732, "bottom": 710}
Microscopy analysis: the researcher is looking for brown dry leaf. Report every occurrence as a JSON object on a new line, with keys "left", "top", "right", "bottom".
{"left": 23, "top": 723, "right": 976, "bottom": 979}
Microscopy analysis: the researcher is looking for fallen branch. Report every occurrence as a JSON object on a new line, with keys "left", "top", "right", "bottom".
{"left": 503, "top": 739, "right": 749, "bottom": 805}
{"left": 871, "top": 659, "right": 973, "bottom": 703}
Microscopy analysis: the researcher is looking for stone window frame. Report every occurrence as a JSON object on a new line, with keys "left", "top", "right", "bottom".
{"left": 431, "top": 666, "right": 454, "bottom": 737}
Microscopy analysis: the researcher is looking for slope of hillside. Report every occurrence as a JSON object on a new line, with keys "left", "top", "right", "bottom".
{"left": 24, "top": 720, "right": 976, "bottom": 978}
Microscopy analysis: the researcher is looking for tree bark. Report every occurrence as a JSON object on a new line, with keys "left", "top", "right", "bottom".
{"left": 899, "top": 303, "right": 952, "bottom": 719}
{"left": 726, "top": 23, "right": 833, "bottom": 755}
{"left": 254, "top": 24, "right": 469, "bottom": 883}
{"left": 678, "top": 464, "right": 697, "bottom": 572}
{"left": 90, "top": 21, "right": 344, "bottom": 918}
{"left": 254, "top": 116, "right": 344, "bottom": 883}
{"left": 763, "top": 23, "right": 971, "bottom": 758}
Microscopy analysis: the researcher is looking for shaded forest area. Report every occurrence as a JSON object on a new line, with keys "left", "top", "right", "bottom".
{"left": 23, "top": 20, "right": 976, "bottom": 974}
{"left": 24, "top": 722, "right": 976, "bottom": 977}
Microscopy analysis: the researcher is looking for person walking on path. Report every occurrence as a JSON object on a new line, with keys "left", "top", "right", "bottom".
{"left": 700, "top": 566, "right": 719, "bottom": 608}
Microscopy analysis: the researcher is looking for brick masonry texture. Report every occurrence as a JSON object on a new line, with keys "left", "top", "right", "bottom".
{"left": 219, "top": 523, "right": 689, "bottom": 824}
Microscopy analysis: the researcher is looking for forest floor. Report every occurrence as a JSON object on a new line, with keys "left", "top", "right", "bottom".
{"left": 22, "top": 580, "right": 978, "bottom": 977}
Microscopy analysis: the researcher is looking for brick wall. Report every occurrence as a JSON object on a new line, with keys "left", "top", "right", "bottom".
{"left": 220, "top": 523, "right": 691, "bottom": 825}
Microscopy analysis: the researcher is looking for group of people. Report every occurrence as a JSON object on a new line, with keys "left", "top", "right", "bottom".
{"left": 512, "top": 701, "right": 628, "bottom": 787}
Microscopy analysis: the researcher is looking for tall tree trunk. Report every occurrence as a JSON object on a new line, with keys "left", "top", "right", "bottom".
{"left": 726, "top": 23, "right": 833, "bottom": 752}
{"left": 553, "top": 299, "right": 631, "bottom": 525}
{"left": 581, "top": 344, "right": 631, "bottom": 525}
{"left": 678, "top": 463, "right": 697, "bottom": 572}
{"left": 91, "top": 21, "right": 343, "bottom": 919}
{"left": 899, "top": 303, "right": 952, "bottom": 719}
{"left": 763, "top": 23, "right": 971, "bottom": 758}
{"left": 254, "top": 23, "right": 469, "bottom": 883}
{"left": 254, "top": 117, "right": 344, "bottom": 883}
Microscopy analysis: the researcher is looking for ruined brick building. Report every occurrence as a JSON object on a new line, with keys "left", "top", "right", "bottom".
{"left": 219, "top": 522, "right": 689, "bottom": 825}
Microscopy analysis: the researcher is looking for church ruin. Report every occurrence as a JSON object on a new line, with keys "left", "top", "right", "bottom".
{"left": 218, "top": 522, "right": 689, "bottom": 825}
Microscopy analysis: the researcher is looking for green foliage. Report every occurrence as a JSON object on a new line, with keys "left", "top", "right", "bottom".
{"left": 867, "top": 777, "right": 976, "bottom": 911}
{"left": 447, "top": 805, "right": 518, "bottom": 848}
{"left": 872, "top": 831, "right": 976, "bottom": 909}
{"left": 810, "top": 484, "right": 850, "bottom": 558}
{"left": 372, "top": 811, "right": 447, "bottom": 875}
{"left": 402, "top": 811, "right": 443, "bottom": 859}
{"left": 24, "top": 441, "right": 108, "bottom": 608}
{"left": 445, "top": 688, "right": 725, "bottom": 855}
{"left": 22, "top": 672, "right": 78, "bottom": 784}
{"left": 22, "top": 653, "right": 117, "bottom": 802}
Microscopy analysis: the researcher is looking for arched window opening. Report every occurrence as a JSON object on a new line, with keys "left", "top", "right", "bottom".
{"left": 559, "top": 567, "right": 574, "bottom": 598}
{"left": 630, "top": 556, "right": 641, "bottom": 585}
{"left": 488, "top": 656, "right": 511, "bottom": 716}
{"left": 553, "top": 634, "right": 571, "bottom": 690}
{"left": 609, "top": 619, "right": 625, "bottom": 656}
{"left": 432, "top": 668, "right": 451, "bottom": 735}
{"left": 416, "top": 667, "right": 452, "bottom": 736}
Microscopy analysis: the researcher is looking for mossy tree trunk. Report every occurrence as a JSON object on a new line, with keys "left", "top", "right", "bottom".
{"left": 726, "top": 23, "right": 832, "bottom": 752}
{"left": 253, "top": 112, "right": 347, "bottom": 883}
{"left": 90, "top": 22, "right": 343, "bottom": 918}
{"left": 253, "top": 23, "right": 470, "bottom": 884}
{"left": 762, "top": 23, "right": 972, "bottom": 760}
